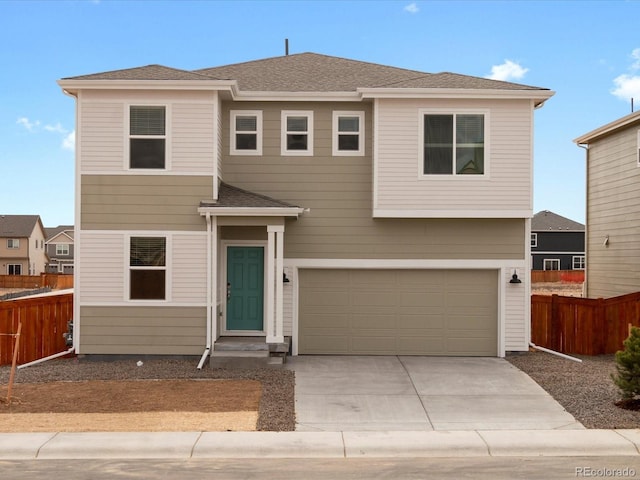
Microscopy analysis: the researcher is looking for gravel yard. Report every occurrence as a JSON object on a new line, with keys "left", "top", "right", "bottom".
{"left": 507, "top": 350, "right": 640, "bottom": 429}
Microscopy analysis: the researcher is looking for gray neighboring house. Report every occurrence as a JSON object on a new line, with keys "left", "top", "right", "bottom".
{"left": 575, "top": 110, "right": 640, "bottom": 298}
{"left": 531, "top": 210, "right": 585, "bottom": 271}
{"left": 45, "top": 225, "right": 74, "bottom": 274}
{"left": 58, "top": 52, "right": 554, "bottom": 359}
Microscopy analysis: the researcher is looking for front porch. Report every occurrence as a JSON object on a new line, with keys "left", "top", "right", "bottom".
{"left": 212, "top": 336, "right": 292, "bottom": 365}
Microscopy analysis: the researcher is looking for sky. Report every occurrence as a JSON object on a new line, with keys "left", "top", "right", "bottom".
{"left": 2, "top": 0, "right": 640, "bottom": 227}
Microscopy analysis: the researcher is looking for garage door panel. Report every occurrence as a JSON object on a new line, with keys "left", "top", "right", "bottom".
{"left": 299, "top": 269, "right": 498, "bottom": 356}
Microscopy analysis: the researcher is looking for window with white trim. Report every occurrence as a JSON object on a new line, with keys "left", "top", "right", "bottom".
{"left": 129, "top": 105, "right": 166, "bottom": 169}
{"left": 422, "top": 112, "right": 485, "bottom": 175}
{"left": 543, "top": 259, "right": 560, "bottom": 271}
{"left": 56, "top": 244, "right": 70, "bottom": 256}
{"left": 531, "top": 233, "right": 538, "bottom": 248}
{"left": 129, "top": 236, "right": 166, "bottom": 300}
{"left": 572, "top": 255, "right": 586, "bottom": 270}
{"left": 7, "top": 239, "right": 19, "bottom": 249}
{"left": 231, "top": 110, "right": 262, "bottom": 155}
{"left": 333, "top": 111, "right": 364, "bottom": 156}
{"left": 281, "top": 111, "right": 313, "bottom": 155}
{"left": 7, "top": 264, "right": 21, "bottom": 275}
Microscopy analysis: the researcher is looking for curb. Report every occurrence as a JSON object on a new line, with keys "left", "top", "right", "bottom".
{"left": 0, "top": 430, "right": 639, "bottom": 460}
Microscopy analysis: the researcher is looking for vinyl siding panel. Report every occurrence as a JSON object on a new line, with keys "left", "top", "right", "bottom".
{"left": 79, "top": 102, "right": 125, "bottom": 172}
{"left": 79, "top": 306, "right": 206, "bottom": 355}
{"left": 586, "top": 126, "right": 640, "bottom": 297}
{"left": 81, "top": 175, "right": 211, "bottom": 230}
{"left": 172, "top": 234, "right": 207, "bottom": 303}
{"left": 504, "top": 266, "right": 528, "bottom": 351}
{"left": 375, "top": 98, "right": 533, "bottom": 215}
{"left": 221, "top": 101, "right": 526, "bottom": 260}
{"left": 172, "top": 103, "right": 215, "bottom": 173}
{"left": 77, "top": 232, "right": 125, "bottom": 303}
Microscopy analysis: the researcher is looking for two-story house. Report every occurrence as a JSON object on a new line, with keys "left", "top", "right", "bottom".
{"left": 45, "top": 225, "right": 75, "bottom": 274}
{"left": 58, "top": 53, "right": 553, "bottom": 361}
{"left": 0, "top": 215, "right": 48, "bottom": 276}
{"left": 531, "top": 210, "right": 585, "bottom": 271}
{"left": 575, "top": 110, "right": 640, "bottom": 298}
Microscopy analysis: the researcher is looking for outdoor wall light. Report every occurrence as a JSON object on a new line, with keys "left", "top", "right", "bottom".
{"left": 509, "top": 270, "right": 522, "bottom": 284}
{"left": 283, "top": 272, "right": 290, "bottom": 283}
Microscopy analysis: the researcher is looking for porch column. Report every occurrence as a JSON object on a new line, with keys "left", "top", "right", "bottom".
{"left": 266, "top": 225, "right": 285, "bottom": 343}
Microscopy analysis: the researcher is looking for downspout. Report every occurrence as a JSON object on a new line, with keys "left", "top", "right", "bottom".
{"left": 529, "top": 342, "right": 582, "bottom": 363}
{"left": 197, "top": 212, "right": 212, "bottom": 369}
{"left": 578, "top": 143, "right": 589, "bottom": 297}
{"left": 18, "top": 347, "right": 76, "bottom": 369}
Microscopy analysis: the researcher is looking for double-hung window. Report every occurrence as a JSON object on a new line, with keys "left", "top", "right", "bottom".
{"left": 231, "top": 111, "right": 262, "bottom": 155}
{"left": 7, "top": 239, "right": 19, "bottom": 249}
{"left": 422, "top": 112, "right": 485, "bottom": 175}
{"left": 129, "top": 236, "right": 166, "bottom": 300}
{"left": 282, "top": 111, "right": 313, "bottom": 155}
{"left": 129, "top": 105, "right": 166, "bottom": 169}
{"left": 531, "top": 233, "right": 538, "bottom": 248}
{"left": 333, "top": 111, "right": 364, "bottom": 156}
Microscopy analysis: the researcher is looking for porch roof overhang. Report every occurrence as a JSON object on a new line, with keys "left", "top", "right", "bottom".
{"left": 198, "top": 182, "right": 305, "bottom": 218}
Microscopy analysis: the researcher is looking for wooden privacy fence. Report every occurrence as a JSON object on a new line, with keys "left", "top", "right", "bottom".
{"left": 531, "top": 270, "right": 585, "bottom": 283}
{"left": 0, "top": 293, "right": 73, "bottom": 366}
{"left": 531, "top": 292, "right": 640, "bottom": 355}
{"left": 0, "top": 274, "right": 73, "bottom": 290}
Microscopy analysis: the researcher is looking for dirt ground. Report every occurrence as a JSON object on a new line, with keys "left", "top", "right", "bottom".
{"left": 0, "top": 379, "right": 261, "bottom": 433}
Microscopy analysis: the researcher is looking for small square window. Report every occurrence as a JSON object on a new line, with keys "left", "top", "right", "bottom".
{"left": 282, "top": 111, "right": 313, "bottom": 156}
{"left": 230, "top": 111, "right": 262, "bottom": 155}
{"left": 531, "top": 233, "right": 538, "bottom": 248}
{"left": 333, "top": 111, "right": 364, "bottom": 156}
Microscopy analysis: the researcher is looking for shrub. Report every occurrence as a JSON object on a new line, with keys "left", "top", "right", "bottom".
{"left": 612, "top": 326, "right": 640, "bottom": 400}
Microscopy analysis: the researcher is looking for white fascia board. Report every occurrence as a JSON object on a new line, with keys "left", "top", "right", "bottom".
{"left": 57, "top": 79, "right": 238, "bottom": 94}
{"left": 197, "top": 206, "right": 305, "bottom": 217}
{"left": 230, "top": 91, "right": 362, "bottom": 102}
{"left": 358, "top": 87, "right": 555, "bottom": 105}
{"left": 574, "top": 110, "right": 640, "bottom": 144}
{"left": 373, "top": 209, "right": 532, "bottom": 218}
{"left": 45, "top": 231, "right": 74, "bottom": 244}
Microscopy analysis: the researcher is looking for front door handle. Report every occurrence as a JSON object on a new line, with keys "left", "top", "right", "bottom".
{"left": 227, "top": 282, "right": 231, "bottom": 300}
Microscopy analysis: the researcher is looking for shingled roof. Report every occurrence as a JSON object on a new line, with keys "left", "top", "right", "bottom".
{"left": 0, "top": 215, "right": 41, "bottom": 237}
{"left": 62, "top": 52, "right": 550, "bottom": 94}
{"left": 200, "top": 183, "right": 301, "bottom": 209}
{"left": 532, "top": 210, "right": 584, "bottom": 231}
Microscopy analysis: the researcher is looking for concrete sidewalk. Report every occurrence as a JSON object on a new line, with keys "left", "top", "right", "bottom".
{"left": 287, "top": 356, "right": 583, "bottom": 431}
{"left": 1, "top": 430, "right": 639, "bottom": 460}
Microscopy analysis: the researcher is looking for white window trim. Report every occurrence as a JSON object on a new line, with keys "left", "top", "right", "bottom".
{"left": 125, "top": 104, "right": 171, "bottom": 171}
{"left": 543, "top": 259, "right": 560, "bottom": 271}
{"left": 281, "top": 110, "right": 314, "bottom": 156}
{"left": 56, "top": 244, "right": 70, "bottom": 256}
{"left": 531, "top": 233, "right": 537, "bottom": 248}
{"left": 572, "top": 255, "right": 586, "bottom": 270}
{"left": 230, "top": 110, "right": 262, "bottom": 156}
{"left": 332, "top": 111, "right": 365, "bottom": 156}
{"left": 7, "top": 238, "right": 19, "bottom": 249}
{"left": 125, "top": 234, "right": 171, "bottom": 302}
{"left": 418, "top": 108, "right": 490, "bottom": 179}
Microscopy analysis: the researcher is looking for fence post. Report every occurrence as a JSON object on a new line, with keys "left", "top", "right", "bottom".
{"left": 550, "top": 294, "right": 560, "bottom": 351}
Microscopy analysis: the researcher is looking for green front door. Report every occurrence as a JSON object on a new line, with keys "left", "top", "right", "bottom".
{"left": 226, "top": 246, "right": 264, "bottom": 331}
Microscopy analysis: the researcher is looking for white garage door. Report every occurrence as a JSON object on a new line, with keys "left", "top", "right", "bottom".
{"left": 298, "top": 269, "right": 498, "bottom": 356}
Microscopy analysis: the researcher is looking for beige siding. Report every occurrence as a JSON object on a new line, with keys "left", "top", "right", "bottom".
{"left": 587, "top": 126, "right": 640, "bottom": 297}
{"left": 172, "top": 234, "right": 208, "bottom": 303}
{"left": 77, "top": 232, "right": 125, "bottom": 303}
{"left": 78, "top": 90, "right": 216, "bottom": 175}
{"left": 375, "top": 98, "right": 533, "bottom": 215}
{"left": 504, "top": 267, "right": 528, "bottom": 350}
{"left": 81, "top": 175, "right": 211, "bottom": 231}
{"left": 221, "top": 101, "right": 526, "bottom": 260}
{"left": 79, "top": 306, "right": 206, "bottom": 355}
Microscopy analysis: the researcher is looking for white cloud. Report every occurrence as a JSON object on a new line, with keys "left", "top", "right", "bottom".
{"left": 17, "top": 117, "right": 40, "bottom": 131}
{"left": 44, "top": 122, "right": 67, "bottom": 134}
{"left": 62, "top": 131, "right": 75, "bottom": 151}
{"left": 486, "top": 60, "right": 529, "bottom": 81}
{"left": 404, "top": 2, "right": 419, "bottom": 13}
{"left": 610, "top": 49, "right": 640, "bottom": 102}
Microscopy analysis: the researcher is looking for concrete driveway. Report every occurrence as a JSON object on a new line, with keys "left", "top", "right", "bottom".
{"left": 286, "top": 356, "right": 583, "bottom": 432}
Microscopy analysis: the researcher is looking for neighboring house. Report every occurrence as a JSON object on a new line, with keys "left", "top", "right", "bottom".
{"left": 575, "top": 110, "right": 640, "bottom": 298}
{"left": 45, "top": 225, "right": 75, "bottom": 274}
{"left": 0, "top": 215, "right": 48, "bottom": 275}
{"left": 58, "top": 52, "right": 553, "bottom": 359}
{"left": 531, "top": 210, "right": 585, "bottom": 271}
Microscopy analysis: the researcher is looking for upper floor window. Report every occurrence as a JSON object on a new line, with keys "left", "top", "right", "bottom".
{"left": 333, "top": 111, "right": 364, "bottom": 156}
{"left": 129, "top": 236, "right": 166, "bottom": 300}
{"left": 56, "top": 244, "right": 70, "bottom": 256}
{"left": 422, "top": 112, "right": 485, "bottom": 175}
{"left": 129, "top": 105, "right": 166, "bottom": 169}
{"left": 7, "top": 239, "right": 19, "bottom": 249}
{"left": 231, "top": 111, "right": 262, "bottom": 155}
{"left": 531, "top": 233, "right": 538, "bottom": 248}
{"left": 282, "top": 111, "right": 313, "bottom": 156}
